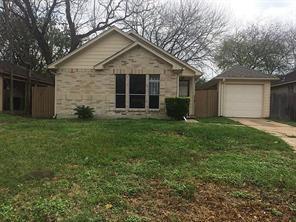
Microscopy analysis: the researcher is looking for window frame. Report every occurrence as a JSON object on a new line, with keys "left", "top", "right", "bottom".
{"left": 179, "top": 80, "right": 190, "bottom": 97}
{"left": 115, "top": 74, "right": 126, "bottom": 109}
{"left": 129, "top": 74, "right": 146, "bottom": 109}
{"left": 149, "top": 74, "right": 160, "bottom": 109}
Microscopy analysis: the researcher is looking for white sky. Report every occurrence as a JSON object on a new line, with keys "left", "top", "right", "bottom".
{"left": 207, "top": 0, "right": 296, "bottom": 26}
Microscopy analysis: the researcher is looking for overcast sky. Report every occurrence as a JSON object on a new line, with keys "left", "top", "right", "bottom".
{"left": 208, "top": 0, "right": 296, "bottom": 26}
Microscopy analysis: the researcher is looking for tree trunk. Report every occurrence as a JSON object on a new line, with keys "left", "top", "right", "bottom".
{"left": 70, "top": 35, "right": 81, "bottom": 52}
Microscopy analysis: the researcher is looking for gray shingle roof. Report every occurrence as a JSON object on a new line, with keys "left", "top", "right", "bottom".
{"left": 197, "top": 65, "right": 278, "bottom": 90}
{"left": 215, "top": 65, "right": 276, "bottom": 79}
{"left": 272, "top": 70, "right": 296, "bottom": 86}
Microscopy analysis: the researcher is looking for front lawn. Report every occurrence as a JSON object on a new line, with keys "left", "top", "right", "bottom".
{"left": 0, "top": 115, "right": 295, "bottom": 221}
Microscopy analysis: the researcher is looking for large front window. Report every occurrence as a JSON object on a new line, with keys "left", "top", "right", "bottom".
{"left": 129, "top": 75, "right": 146, "bottom": 108}
{"left": 115, "top": 74, "right": 160, "bottom": 110}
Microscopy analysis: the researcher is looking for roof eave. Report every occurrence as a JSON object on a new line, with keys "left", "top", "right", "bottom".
{"left": 215, "top": 77, "right": 279, "bottom": 81}
{"left": 47, "top": 27, "right": 137, "bottom": 69}
{"left": 94, "top": 41, "right": 183, "bottom": 71}
{"left": 272, "top": 80, "right": 296, "bottom": 87}
{"left": 128, "top": 32, "right": 202, "bottom": 76}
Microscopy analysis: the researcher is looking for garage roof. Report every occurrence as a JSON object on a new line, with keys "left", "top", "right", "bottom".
{"left": 215, "top": 65, "right": 278, "bottom": 80}
{"left": 197, "top": 66, "right": 278, "bottom": 90}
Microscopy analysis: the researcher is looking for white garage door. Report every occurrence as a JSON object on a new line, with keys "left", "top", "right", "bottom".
{"left": 223, "top": 84, "right": 263, "bottom": 118}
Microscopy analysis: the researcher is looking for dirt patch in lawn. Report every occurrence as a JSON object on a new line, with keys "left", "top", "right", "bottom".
{"left": 24, "top": 170, "right": 55, "bottom": 180}
{"left": 127, "top": 181, "right": 295, "bottom": 222}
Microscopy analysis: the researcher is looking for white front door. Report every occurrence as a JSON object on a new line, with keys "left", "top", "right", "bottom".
{"left": 223, "top": 84, "right": 263, "bottom": 118}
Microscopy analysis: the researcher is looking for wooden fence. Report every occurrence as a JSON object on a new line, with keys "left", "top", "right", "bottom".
{"left": 270, "top": 92, "right": 296, "bottom": 121}
{"left": 32, "top": 86, "right": 54, "bottom": 118}
{"left": 195, "top": 89, "right": 218, "bottom": 117}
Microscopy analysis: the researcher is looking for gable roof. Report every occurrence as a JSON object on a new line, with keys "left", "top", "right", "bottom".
{"left": 272, "top": 70, "right": 296, "bottom": 87}
{"left": 94, "top": 42, "right": 181, "bottom": 70}
{"left": 48, "top": 26, "right": 201, "bottom": 75}
{"left": 215, "top": 65, "right": 277, "bottom": 80}
{"left": 197, "top": 66, "right": 278, "bottom": 90}
{"left": 128, "top": 31, "right": 202, "bottom": 76}
{"left": 48, "top": 27, "right": 135, "bottom": 69}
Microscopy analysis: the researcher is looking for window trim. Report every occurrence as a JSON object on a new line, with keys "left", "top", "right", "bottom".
{"left": 149, "top": 74, "right": 160, "bottom": 109}
{"left": 115, "top": 74, "right": 126, "bottom": 109}
{"left": 179, "top": 80, "right": 190, "bottom": 97}
{"left": 115, "top": 74, "right": 161, "bottom": 111}
{"left": 129, "top": 74, "right": 146, "bottom": 109}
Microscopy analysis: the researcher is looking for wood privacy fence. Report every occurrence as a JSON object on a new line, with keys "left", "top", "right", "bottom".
{"left": 270, "top": 93, "right": 296, "bottom": 121}
{"left": 195, "top": 90, "right": 218, "bottom": 117}
{"left": 32, "top": 86, "right": 54, "bottom": 118}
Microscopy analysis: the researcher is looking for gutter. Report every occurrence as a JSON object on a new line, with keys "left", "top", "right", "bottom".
{"left": 215, "top": 77, "right": 279, "bottom": 81}
{"left": 272, "top": 80, "right": 296, "bottom": 88}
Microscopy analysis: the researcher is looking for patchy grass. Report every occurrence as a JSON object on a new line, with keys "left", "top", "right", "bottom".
{"left": 0, "top": 114, "right": 295, "bottom": 221}
{"left": 231, "top": 190, "right": 255, "bottom": 200}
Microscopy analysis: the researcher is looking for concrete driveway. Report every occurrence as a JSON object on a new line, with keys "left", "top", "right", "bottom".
{"left": 232, "top": 118, "right": 296, "bottom": 151}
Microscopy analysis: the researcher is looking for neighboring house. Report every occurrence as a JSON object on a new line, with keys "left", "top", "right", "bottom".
{"left": 48, "top": 26, "right": 201, "bottom": 118}
{"left": 0, "top": 62, "right": 54, "bottom": 114}
{"left": 197, "top": 66, "right": 277, "bottom": 118}
{"left": 271, "top": 70, "right": 296, "bottom": 120}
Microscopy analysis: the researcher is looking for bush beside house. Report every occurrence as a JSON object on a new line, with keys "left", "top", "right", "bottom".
{"left": 165, "top": 97, "right": 190, "bottom": 120}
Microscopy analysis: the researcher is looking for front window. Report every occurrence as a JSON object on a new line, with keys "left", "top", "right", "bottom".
{"left": 115, "top": 74, "right": 126, "bottom": 108}
{"left": 149, "top": 75, "right": 160, "bottom": 109}
{"left": 129, "top": 75, "right": 146, "bottom": 108}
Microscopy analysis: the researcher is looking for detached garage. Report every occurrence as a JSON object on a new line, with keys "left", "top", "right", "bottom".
{"left": 196, "top": 66, "right": 278, "bottom": 118}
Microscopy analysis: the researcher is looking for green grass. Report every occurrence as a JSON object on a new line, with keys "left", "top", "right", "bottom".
{"left": 198, "top": 116, "right": 239, "bottom": 124}
{"left": 0, "top": 114, "right": 295, "bottom": 221}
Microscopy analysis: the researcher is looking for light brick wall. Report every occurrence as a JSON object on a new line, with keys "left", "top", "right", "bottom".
{"left": 55, "top": 46, "right": 179, "bottom": 118}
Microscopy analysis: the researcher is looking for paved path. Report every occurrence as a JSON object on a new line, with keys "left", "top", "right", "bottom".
{"left": 232, "top": 118, "right": 296, "bottom": 151}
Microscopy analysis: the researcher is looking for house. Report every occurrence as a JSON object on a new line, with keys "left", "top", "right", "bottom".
{"left": 271, "top": 70, "right": 296, "bottom": 120}
{"left": 48, "top": 26, "right": 201, "bottom": 118}
{"left": 0, "top": 61, "right": 54, "bottom": 114}
{"left": 196, "top": 66, "right": 277, "bottom": 118}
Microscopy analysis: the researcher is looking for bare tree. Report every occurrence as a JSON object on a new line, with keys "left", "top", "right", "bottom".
{"left": 285, "top": 26, "right": 296, "bottom": 70}
{"left": 8, "top": 0, "right": 62, "bottom": 64}
{"left": 65, "top": 0, "right": 153, "bottom": 51}
{"left": 4, "top": 0, "right": 152, "bottom": 64}
{"left": 215, "top": 24, "right": 291, "bottom": 75}
{"left": 125, "top": 0, "right": 228, "bottom": 69}
{"left": 0, "top": 1, "right": 70, "bottom": 71}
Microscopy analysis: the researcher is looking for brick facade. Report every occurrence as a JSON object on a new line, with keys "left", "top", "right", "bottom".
{"left": 55, "top": 46, "right": 183, "bottom": 118}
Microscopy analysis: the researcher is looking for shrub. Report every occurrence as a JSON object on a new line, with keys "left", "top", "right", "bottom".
{"left": 165, "top": 97, "right": 190, "bottom": 120}
{"left": 74, "top": 105, "right": 95, "bottom": 119}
